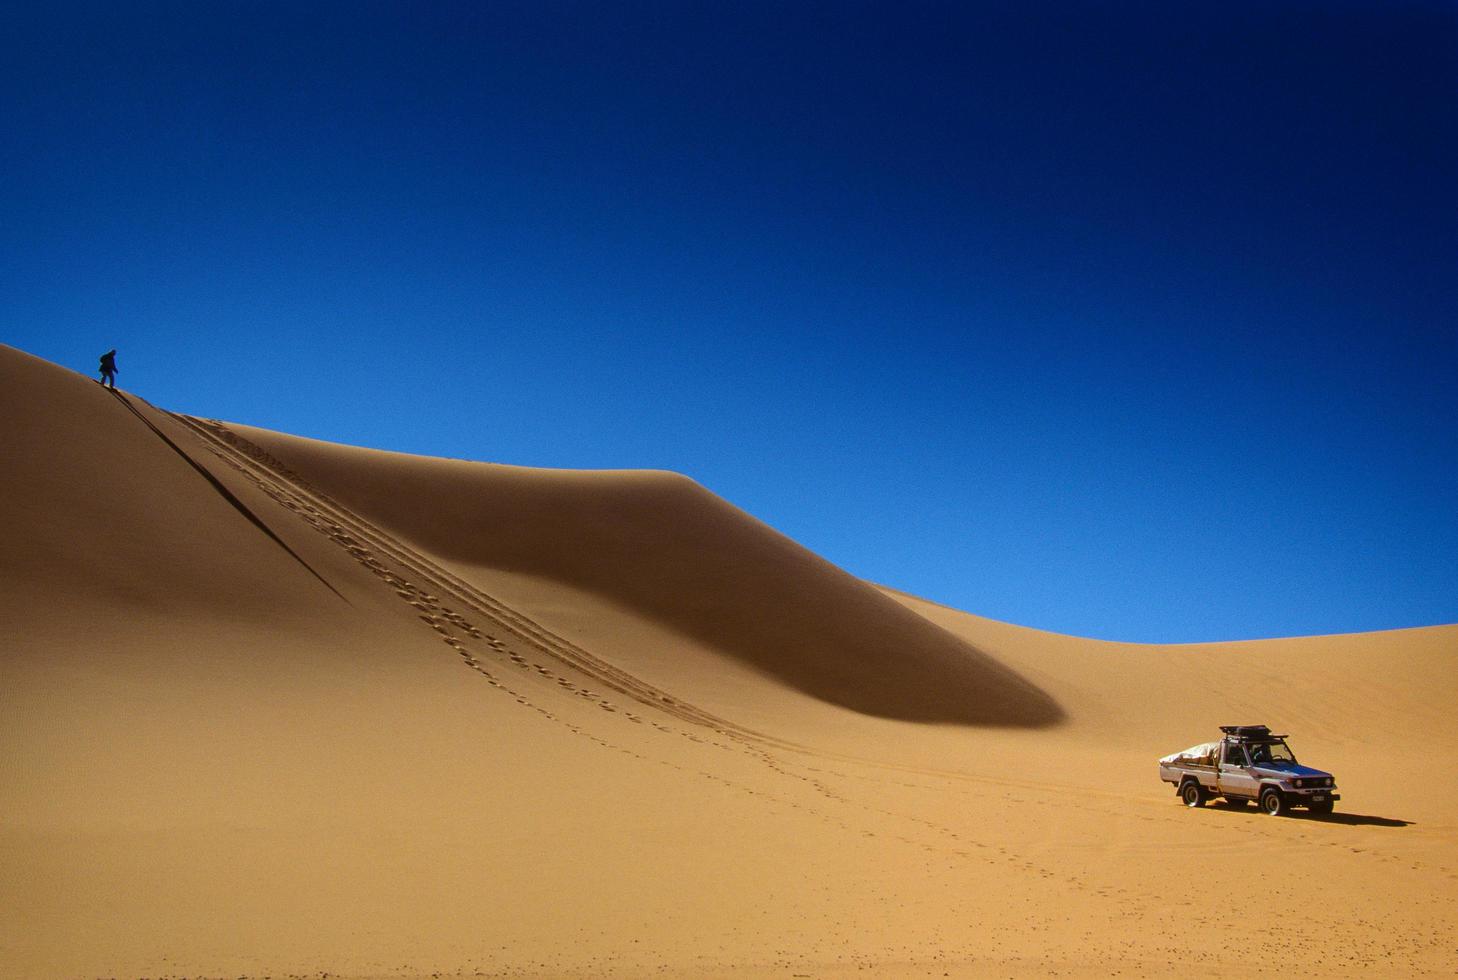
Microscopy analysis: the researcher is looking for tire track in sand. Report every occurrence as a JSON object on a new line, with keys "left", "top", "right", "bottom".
{"left": 150, "top": 406, "right": 1123, "bottom": 897}
{"left": 169, "top": 412, "right": 772, "bottom": 740}
{"left": 161, "top": 412, "right": 992, "bottom": 850}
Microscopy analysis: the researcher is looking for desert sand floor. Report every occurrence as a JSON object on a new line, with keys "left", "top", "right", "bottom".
{"left": 4, "top": 341, "right": 1456, "bottom": 978}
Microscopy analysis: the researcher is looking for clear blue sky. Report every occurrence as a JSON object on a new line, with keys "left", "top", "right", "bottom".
{"left": 4, "top": 2, "right": 1455, "bottom": 642}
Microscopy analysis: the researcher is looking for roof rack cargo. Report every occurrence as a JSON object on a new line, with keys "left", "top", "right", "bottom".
{"left": 1218, "top": 725, "right": 1280, "bottom": 739}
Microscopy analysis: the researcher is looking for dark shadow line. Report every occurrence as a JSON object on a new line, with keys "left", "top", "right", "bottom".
{"left": 1204, "top": 800, "right": 1413, "bottom": 827}
{"left": 107, "top": 389, "right": 349, "bottom": 604}
{"left": 1306, "top": 812, "right": 1414, "bottom": 828}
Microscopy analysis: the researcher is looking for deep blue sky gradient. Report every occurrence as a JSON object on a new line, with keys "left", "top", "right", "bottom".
{"left": 5, "top": 2, "right": 1455, "bottom": 641}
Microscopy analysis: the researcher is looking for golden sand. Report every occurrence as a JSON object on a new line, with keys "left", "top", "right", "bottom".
{"left": 3, "top": 342, "right": 1454, "bottom": 977}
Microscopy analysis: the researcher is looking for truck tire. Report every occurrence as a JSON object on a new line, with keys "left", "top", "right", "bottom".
{"left": 1260, "top": 788, "right": 1287, "bottom": 816}
{"left": 1181, "top": 780, "right": 1206, "bottom": 808}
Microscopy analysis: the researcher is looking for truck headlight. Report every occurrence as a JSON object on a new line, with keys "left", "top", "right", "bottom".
{"left": 1293, "top": 778, "right": 1306, "bottom": 788}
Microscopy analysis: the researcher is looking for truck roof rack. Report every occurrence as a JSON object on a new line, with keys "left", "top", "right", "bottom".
{"left": 1218, "top": 725, "right": 1286, "bottom": 740}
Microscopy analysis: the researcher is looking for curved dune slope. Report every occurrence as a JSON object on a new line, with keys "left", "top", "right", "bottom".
{"left": 0, "top": 340, "right": 1058, "bottom": 727}
{"left": 5, "top": 343, "right": 1458, "bottom": 979}
{"left": 231, "top": 423, "right": 1063, "bottom": 727}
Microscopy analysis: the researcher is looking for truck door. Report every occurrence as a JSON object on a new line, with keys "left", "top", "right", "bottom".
{"left": 1218, "top": 741, "right": 1258, "bottom": 798}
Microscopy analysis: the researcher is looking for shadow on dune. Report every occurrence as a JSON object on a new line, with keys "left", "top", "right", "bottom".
{"left": 1306, "top": 812, "right": 1414, "bottom": 828}
{"left": 492, "top": 475, "right": 1066, "bottom": 729}
{"left": 231, "top": 430, "right": 1065, "bottom": 728}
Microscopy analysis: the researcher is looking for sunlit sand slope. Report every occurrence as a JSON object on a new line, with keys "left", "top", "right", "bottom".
{"left": 3, "top": 342, "right": 1455, "bottom": 979}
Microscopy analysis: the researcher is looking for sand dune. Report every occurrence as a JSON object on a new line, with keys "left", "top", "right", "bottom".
{"left": 3, "top": 341, "right": 1456, "bottom": 978}
{"left": 227, "top": 421, "right": 1063, "bottom": 728}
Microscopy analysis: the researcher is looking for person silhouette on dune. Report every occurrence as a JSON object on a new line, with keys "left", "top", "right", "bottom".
{"left": 98, "top": 349, "right": 117, "bottom": 389}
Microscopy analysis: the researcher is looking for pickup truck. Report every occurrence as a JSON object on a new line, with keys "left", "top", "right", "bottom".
{"left": 1158, "top": 725, "right": 1339, "bottom": 816}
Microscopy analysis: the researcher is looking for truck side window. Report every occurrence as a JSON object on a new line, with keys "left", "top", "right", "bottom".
{"left": 1224, "top": 744, "right": 1247, "bottom": 766}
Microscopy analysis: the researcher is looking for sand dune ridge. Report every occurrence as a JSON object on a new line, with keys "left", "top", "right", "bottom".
{"left": 229, "top": 419, "right": 1064, "bottom": 727}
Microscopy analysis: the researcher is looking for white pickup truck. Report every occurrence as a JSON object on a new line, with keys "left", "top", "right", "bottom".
{"left": 1158, "top": 725, "right": 1339, "bottom": 816}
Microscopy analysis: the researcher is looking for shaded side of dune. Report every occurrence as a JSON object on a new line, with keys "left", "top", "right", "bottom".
{"left": 0, "top": 344, "right": 355, "bottom": 625}
{"left": 233, "top": 425, "right": 1065, "bottom": 727}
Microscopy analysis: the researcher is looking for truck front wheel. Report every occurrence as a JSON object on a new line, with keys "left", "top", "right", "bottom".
{"left": 1260, "top": 788, "right": 1287, "bottom": 816}
{"left": 1181, "top": 781, "right": 1206, "bottom": 807}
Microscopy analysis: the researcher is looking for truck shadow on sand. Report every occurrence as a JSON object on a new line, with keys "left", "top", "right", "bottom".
{"left": 1202, "top": 802, "right": 1413, "bottom": 828}
{"left": 1304, "top": 811, "right": 1413, "bottom": 828}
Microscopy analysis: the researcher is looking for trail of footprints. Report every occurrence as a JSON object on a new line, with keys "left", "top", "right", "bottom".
{"left": 160, "top": 410, "right": 1184, "bottom": 898}
{"left": 178, "top": 410, "right": 1449, "bottom": 903}
{"left": 169, "top": 413, "right": 789, "bottom": 780}
{"left": 179, "top": 415, "right": 744, "bottom": 733}
{"left": 180, "top": 423, "right": 650, "bottom": 735}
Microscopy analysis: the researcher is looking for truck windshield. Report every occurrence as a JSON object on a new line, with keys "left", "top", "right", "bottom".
{"left": 1247, "top": 741, "right": 1297, "bottom": 766}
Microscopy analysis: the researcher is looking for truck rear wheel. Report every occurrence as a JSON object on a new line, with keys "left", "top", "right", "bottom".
{"left": 1181, "top": 781, "right": 1206, "bottom": 807}
{"left": 1260, "top": 788, "right": 1287, "bottom": 816}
